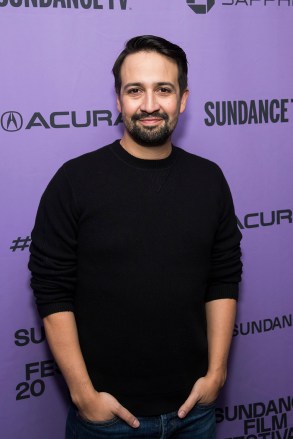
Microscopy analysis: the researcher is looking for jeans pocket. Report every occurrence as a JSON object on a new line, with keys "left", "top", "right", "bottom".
{"left": 194, "top": 400, "right": 217, "bottom": 410}
{"left": 76, "top": 411, "right": 120, "bottom": 427}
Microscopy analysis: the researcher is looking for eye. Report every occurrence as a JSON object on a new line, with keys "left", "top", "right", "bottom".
{"left": 127, "top": 88, "right": 142, "bottom": 95}
{"left": 157, "top": 87, "right": 172, "bottom": 94}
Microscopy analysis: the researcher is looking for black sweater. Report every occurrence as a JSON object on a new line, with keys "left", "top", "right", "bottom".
{"left": 29, "top": 140, "right": 242, "bottom": 416}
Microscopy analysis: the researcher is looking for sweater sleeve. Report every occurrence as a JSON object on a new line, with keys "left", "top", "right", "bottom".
{"left": 28, "top": 165, "right": 79, "bottom": 318}
{"left": 205, "top": 170, "right": 242, "bottom": 302}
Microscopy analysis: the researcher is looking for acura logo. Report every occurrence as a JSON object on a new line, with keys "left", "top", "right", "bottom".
{"left": 187, "top": 0, "right": 215, "bottom": 14}
{"left": 1, "top": 111, "right": 23, "bottom": 132}
{"left": 0, "top": 109, "right": 122, "bottom": 131}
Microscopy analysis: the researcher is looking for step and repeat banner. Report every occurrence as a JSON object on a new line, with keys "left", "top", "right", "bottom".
{"left": 1, "top": 1, "right": 292, "bottom": 438}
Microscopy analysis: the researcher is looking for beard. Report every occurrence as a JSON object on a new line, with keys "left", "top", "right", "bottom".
{"left": 123, "top": 112, "right": 178, "bottom": 147}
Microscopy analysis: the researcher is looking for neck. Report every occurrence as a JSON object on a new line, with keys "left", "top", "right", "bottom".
{"left": 120, "top": 132, "right": 172, "bottom": 160}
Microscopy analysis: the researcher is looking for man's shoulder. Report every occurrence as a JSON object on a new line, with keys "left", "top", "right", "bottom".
{"left": 175, "top": 146, "right": 223, "bottom": 177}
{"left": 62, "top": 140, "right": 117, "bottom": 172}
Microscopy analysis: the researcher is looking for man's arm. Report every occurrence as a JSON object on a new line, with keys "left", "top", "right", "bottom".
{"left": 44, "top": 311, "right": 140, "bottom": 428}
{"left": 29, "top": 168, "right": 139, "bottom": 428}
{"left": 178, "top": 298, "right": 236, "bottom": 418}
{"left": 177, "top": 168, "right": 241, "bottom": 418}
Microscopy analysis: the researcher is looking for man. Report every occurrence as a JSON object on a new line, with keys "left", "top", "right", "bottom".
{"left": 29, "top": 35, "right": 242, "bottom": 438}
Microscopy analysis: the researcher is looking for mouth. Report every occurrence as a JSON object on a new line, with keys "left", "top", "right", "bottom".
{"left": 132, "top": 112, "right": 168, "bottom": 125}
{"left": 138, "top": 118, "right": 164, "bottom": 126}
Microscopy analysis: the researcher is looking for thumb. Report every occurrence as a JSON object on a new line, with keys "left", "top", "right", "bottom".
{"left": 178, "top": 393, "right": 200, "bottom": 419}
{"left": 115, "top": 404, "right": 140, "bottom": 428}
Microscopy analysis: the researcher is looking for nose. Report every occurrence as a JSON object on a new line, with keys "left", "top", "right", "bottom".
{"left": 139, "top": 91, "right": 160, "bottom": 114}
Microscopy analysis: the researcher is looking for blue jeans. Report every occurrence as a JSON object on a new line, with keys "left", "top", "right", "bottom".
{"left": 65, "top": 403, "right": 216, "bottom": 438}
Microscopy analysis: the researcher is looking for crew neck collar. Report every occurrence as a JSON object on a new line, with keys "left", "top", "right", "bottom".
{"left": 110, "top": 140, "right": 177, "bottom": 170}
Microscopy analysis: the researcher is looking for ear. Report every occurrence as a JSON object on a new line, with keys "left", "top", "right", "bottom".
{"left": 179, "top": 89, "right": 189, "bottom": 114}
{"left": 116, "top": 94, "right": 122, "bottom": 113}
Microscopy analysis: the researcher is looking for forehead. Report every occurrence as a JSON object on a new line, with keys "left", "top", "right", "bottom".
{"left": 120, "top": 51, "right": 179, "bottom": 86}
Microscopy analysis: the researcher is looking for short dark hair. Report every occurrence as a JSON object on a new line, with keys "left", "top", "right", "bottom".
{"left": 112, "top": 35, "right": 188, "bottom": 96}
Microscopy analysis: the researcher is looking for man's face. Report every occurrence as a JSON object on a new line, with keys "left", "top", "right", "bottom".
{"left": 117, "top": 51, "right": 189, "bottom": 147}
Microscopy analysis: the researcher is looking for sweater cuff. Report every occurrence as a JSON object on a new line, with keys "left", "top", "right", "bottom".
{"left": 37, "top": 303, "right": 75, "bottom": 319}
{"left": 205, "top": 284, "right": 239, "bottom": 302}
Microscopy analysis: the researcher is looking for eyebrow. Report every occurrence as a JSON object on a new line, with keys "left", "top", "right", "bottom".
{"left": 157, "top": 82, "right": 176, "bottom": 90}
{"left": 123, "top": 82, "right": 176, "bottom": 91}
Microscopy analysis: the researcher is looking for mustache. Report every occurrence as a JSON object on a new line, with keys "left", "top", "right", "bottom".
{"left": 131, "top": 112, "right": 169, "bottom": 122}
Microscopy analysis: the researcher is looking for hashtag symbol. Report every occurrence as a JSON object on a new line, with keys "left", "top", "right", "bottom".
{"left": 10, "top": 236, "right": 31, "bottom": 251}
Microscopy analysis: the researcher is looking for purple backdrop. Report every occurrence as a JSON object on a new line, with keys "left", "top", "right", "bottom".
{"left": 1, "top": 1, "right": 292, "bottom": 438}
